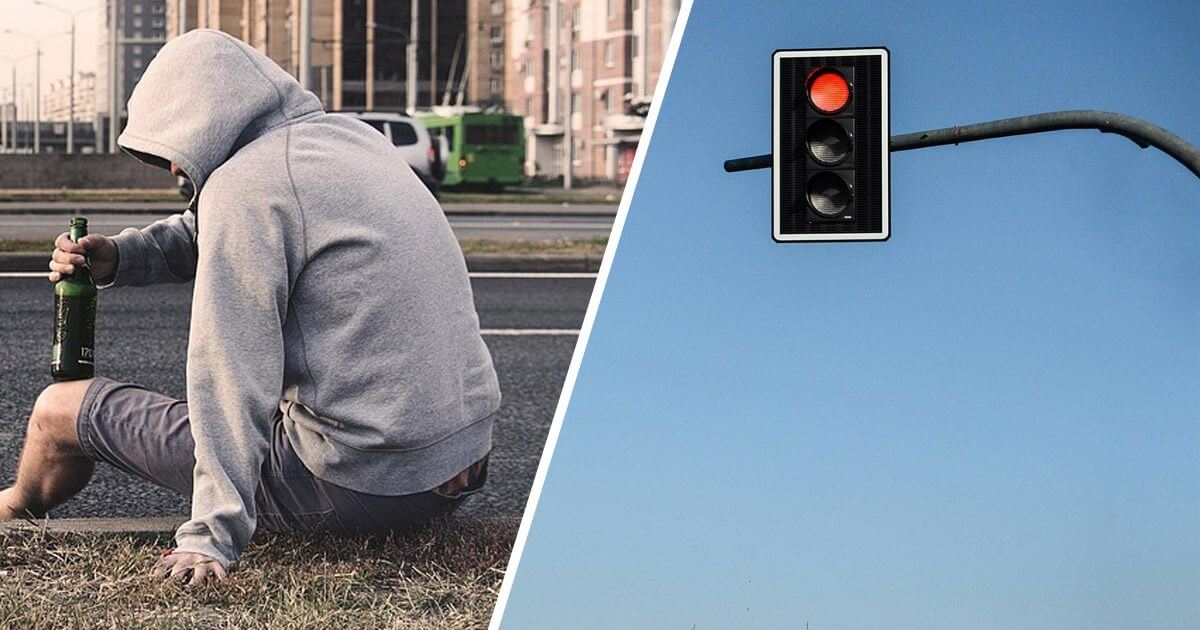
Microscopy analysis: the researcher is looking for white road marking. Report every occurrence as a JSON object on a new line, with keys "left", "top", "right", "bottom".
{"left": 470, "top": 272, "right": 597, "bottom": 279}
{"left": 0, "top": 271, "right": 597, "bottom": 280}
{"left": 480, "top": 329, "right": 579, "bottom": 336}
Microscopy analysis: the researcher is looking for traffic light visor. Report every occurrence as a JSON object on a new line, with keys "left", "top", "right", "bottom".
{"left": 807, "top": 68, "right": 850, "bottom": 114}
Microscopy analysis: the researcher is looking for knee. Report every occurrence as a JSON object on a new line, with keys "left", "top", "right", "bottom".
{"left": 29, "top": 380, "right": 90, "bottom": 450}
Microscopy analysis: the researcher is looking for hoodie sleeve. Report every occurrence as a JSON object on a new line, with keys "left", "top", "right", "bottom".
{"left": 172, "top": 181, "right": 296, "bottom": 567}
{"left": 103, "top": 210, "right": 197, "bottom": 288}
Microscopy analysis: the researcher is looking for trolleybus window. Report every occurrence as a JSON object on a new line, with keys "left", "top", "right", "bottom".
{"left": 465, "top": 123, "right": 521, "bottom": 146}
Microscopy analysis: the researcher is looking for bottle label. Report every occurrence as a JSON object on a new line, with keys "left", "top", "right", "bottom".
{"left": 52, "top": 293, "right": 96, "bottom": 377}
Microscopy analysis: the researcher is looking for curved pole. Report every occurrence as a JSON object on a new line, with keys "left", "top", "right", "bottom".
{"left": 724, "top": 110, "right": 1200, "bottom": 179}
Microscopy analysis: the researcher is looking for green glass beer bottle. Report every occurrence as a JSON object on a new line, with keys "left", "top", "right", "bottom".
{"left": 51, "top": 217, "right": 97, "bottom": 381}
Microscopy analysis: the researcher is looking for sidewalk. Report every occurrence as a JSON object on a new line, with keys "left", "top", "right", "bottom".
{"left": 0, "top": 516, "right": 185, "bottom": 536}
{"left": 0, "top": 200, "right": 618, "bottom": 216}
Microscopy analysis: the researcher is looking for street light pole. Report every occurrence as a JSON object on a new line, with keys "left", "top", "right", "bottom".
{"left": 365, "top": 0, "right": 375, "bottom": 110}
{"left": 34, "top": 2, "right": 97, "bottom": 155}
{"left": 298, "top": 0, "right": 312, "bottom": 90}
{"left": 2, "top": 30, "right": 42, "bottom": 153}
{"left": 34, "top": 45, "right": 39, "bottom": 153}
{"left": 563, "top": 18, "right": 573, "bottom": 190}
{"left": 0, "top": 55, "right": 22, "bottom": 153}
{"left": 109, "top": 0, "right": 118, "bottom": 153}
{"left": 406, "top": 0, "right": 418, "bottom": 113}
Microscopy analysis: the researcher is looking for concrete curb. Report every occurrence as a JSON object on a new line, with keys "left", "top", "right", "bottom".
{"left": 0, "top": 252, "right": 602, "bottom": 274}
{"left": 0, "top": 201, "right": 618, "bottom": 217}
{"left": 465, "top": 253, "right": 602, "bottom": 273}
{"left": 0, "top": 515, "right": 520, "bottom": 537}
{"left": 0, "top": 517, "right": 185, "bottom": 535}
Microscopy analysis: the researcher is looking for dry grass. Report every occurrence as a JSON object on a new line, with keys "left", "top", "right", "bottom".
{"left": 456, "top": 237, "right": 608, "bottom": 256}
{"left": 0, "top": 189, "right": 181, "bottom": 203}
{"left": 0, "top": 240, "right": 53, "bottom": 253}
{"left": 0, "top": 517, "right": 517, "bottom": 629}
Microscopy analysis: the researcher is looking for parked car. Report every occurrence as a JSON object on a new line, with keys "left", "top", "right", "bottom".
{"left": 177, "top": 111, "right": 444, "bottom": 199}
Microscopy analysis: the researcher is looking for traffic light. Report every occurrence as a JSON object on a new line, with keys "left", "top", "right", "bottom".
{"left": 773, "top": 48, "right": 890, "bottom": 242}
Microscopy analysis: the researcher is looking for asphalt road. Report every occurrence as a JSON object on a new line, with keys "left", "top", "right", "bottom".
{"left": 0, "top": 202, "right": 617, "bottom": 241}
{"left": 0, "top": 275, "right": 592, "bottom": 520}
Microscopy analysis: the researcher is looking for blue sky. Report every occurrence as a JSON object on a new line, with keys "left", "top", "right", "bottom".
{"left": 500, "top": 1, "right": 1200, "bottom": 628}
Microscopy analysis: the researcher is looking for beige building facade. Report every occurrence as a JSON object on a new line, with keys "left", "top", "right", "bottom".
{"left": 44, "top": 73, "right": 97, "bottom": 123}
{"left": 505, "top": 0, "right": 680, "bottom": 182}
{"left": 466, "top": 0, "right": 507, "bottom": 106}
{"left": 168, "top": 0, "right": 336, "bottom": 106}
{"left": 160, "top": 0, "right": 681, "bottom": 183}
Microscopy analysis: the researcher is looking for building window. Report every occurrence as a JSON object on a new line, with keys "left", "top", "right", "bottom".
{"left": 570, "top": 49, "right": 580, "bottom": 72}
{"left": 490, "top": 49, "right": 503, "bottom": 70}
{"left": 152, "top": 17, "right": 165, "bottom": 28}
{"left": 607, "top": 0, "right": 615, "bottom": 20}
{"left": 490, "top": 0, "right": 503, "bottom": 16}
{"left": 490, "top": 77, "right": 502, "bottom": 94}
{"left": 133, "top": 58, "right": 143, "bottom": 69}
{"left": 133, "top": 17, "right": 143, "bottom": 28}
{"left": 525, "top": 57, "right": 535, "bottom": 78}
{"left": 490, "top": 25, "right": 503, "bottom": 43}
{"left": 604, "top": 41, "right": 614, "bottom": 68}
{"left": 608, "top": 89, "right": 617, "bottom": 113}
{"left": 599, "top": 90, "right": 609, "bottom": 116}
{"left": 133, "top": 3, "right": 143, "bottom": 14}
{"left": 572, "top": 6, "right": 581, "bottom": 29}
{"left": 133, "top": 45, "right": 143, "bottom": 55}
{"left": 525, "top": 98, "right": 532, "bottom": 117}
{"left": 569, "top": 91, "right": 579, "bottom": 114}
{"left": 152, "top": 3, "right": 165, "bottom": 14}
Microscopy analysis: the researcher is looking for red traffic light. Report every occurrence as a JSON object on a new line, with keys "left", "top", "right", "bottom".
{"left": 807, "top": 68, "right": 850, "bottom": 114}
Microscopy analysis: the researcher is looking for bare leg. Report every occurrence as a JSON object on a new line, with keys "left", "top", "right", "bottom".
{"left": 0, "top": 380, "right": 95, "bottom": 520}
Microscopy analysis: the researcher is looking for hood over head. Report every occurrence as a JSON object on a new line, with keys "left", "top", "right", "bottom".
{"left": 118, "top": 29, "right": 323, "bottom": 208}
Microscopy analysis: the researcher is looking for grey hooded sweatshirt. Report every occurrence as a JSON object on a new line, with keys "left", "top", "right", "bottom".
{"left": 110, "top": 30, "right": 500, "bottom": 567}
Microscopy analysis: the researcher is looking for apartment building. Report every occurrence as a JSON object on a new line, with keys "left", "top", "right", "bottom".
{"left": 505, "top": 0, "right": 681, "bottom": 182}
{"left": 95, "top": 0, "right": 170, "bottom": 148}
{"left": 43, "top": 72, "right": 97, "bottom": 123}
{"left": 167, "top": 1, "right": 337, "bottom": 105}
{"left": 466, "top": 0, "right": 507, "bottom": 106}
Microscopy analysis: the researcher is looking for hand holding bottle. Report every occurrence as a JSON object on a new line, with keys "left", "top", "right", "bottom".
{"left": 48, "top": 231, "right": 117, "bottom": 284}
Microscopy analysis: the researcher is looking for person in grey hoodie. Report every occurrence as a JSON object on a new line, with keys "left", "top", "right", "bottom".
{"left": 0, "top": 30, "right": 501, "bottom": 585}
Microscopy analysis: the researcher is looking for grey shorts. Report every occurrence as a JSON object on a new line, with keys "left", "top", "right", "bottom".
{"left": 75, "top": 377, "right": 486, "bottom": 535}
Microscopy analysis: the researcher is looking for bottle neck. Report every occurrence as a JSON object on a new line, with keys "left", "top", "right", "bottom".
{"left": 67, "top": 225, "right": 93, "bottom": 284}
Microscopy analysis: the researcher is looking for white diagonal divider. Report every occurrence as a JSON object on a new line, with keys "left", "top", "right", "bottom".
{"left": 487, "top": 1, "right": 697, "bottom": 626}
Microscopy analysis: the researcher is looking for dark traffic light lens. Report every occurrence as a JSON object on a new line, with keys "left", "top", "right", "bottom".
{"left": 806, "top": 171, "right": 853, "bottom": 217}
{"left": 806, "top": 119, "right": 852, "bottom": 165}
{"left": 807, "top": 68, "right": 851, "bottom": 114}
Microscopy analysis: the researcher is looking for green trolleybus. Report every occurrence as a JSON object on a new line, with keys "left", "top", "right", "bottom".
{"left": 419, "top": 110, "right": 526, "bottom": 188}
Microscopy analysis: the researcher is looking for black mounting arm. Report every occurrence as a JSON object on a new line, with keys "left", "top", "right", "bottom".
{"left": 723, "top": 110, "right": 1200, "bottom": 179}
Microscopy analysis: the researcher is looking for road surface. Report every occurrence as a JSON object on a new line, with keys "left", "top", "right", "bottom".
{"left": 0, "top": 202, "right": 617, "bottom": 241}
{"left": 0, "top": 274, "right": 593, "bottom": 520}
